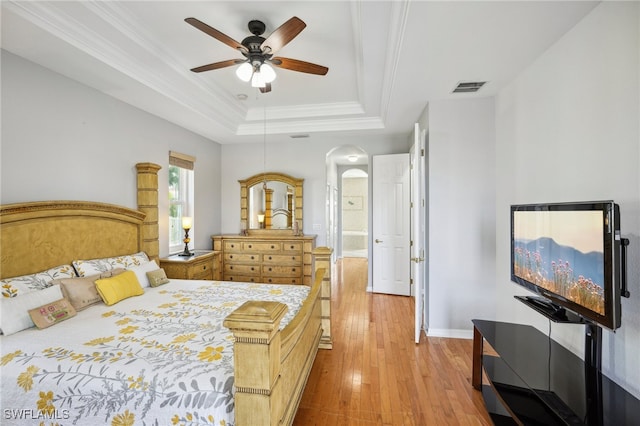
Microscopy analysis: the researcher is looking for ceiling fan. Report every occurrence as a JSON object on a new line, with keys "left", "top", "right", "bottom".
{"left": 185, "top": 16, "right": 329, "bottom": 93}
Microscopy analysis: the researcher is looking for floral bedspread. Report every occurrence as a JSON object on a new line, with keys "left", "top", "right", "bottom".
{"left": 1, "top": 280, "right": 310, "bottom": 426}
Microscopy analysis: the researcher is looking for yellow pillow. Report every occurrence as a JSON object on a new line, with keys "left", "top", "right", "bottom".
{"left": 94, "top": 270, "right": 144, "bottom": 306}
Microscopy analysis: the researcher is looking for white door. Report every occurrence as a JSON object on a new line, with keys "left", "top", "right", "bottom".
{"left": 410, "top": 124, "right": 427, "bottom": 343}
{"left": 372, "top": 153, "right": 410, "bottom": 295}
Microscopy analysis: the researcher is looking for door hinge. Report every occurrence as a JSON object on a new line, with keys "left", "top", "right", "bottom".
{"left": 410, "top": 278, "right": 413, "bottom": 285}
{"left": 421, "top": 149, "right": 425, "bottom": 157}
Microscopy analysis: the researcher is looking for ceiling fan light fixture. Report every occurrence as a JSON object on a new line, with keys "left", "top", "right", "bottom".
{"left": 251, "top": 71, "right": 266, "bottom": 88}
{"left": 261, "top": 63, "right": 277, "bottom": 83}
{"left": 235, "top": 62, "right": 253, "bottom": 82}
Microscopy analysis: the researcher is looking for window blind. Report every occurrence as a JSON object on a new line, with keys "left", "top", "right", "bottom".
{"left": 169, "top": 151, "right": 195, "bottom": 170}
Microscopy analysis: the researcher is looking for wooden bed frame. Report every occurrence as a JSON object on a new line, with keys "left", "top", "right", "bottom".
{"left": 0, "top": 163, "right": 332, "bottom": 426}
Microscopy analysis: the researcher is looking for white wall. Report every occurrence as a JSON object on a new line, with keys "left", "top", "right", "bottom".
{"left": 220, "top": 135, "right": 410, "bottom": 246}
{"left": 495, "top": 2, "right": 640, "bottom": 398}
{"left": 0, "top": 51, "right": 222, "bottom": 256}
{"left": 427, "top": 97, "right": 497, "bottom": 338}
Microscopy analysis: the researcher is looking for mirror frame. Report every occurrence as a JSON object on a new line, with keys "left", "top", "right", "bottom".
{"left": 239, "top": 172, "right": 304, "bottom": 235}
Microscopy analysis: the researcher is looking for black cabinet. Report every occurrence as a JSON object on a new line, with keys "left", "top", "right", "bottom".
{"left": 472, "top": 320, "right": 640, "bottom": 425}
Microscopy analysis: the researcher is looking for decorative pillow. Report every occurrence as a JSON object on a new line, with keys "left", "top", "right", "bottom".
{"left": 0, "top": 285, "right": 64, "bottom": 335}
{"left": 1, "top": 265, "right": 76, "bottom": 298}
{"left": 147, "top": 268, "right": 170, "bottom": 287}
{"left": 127, "top": 260, "right": 160, "bottom": 288}
{"left": 52, "top": 269, "right": 125, "bottom": 311}
{"left": 95, "top": 270, "right": 144, "bottom": 306}
{"left": 29, "top": 298, "right": 77, "bottom": 329}
{"left": 73, "top": 251, "right": 149, "bottom": 277}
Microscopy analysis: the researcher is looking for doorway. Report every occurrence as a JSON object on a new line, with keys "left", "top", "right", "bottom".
{"left": 325, "top": 145, "right": 371, "bottom": 290}
{"left": 341, "top": 168, "right": 368, "bottom": 258}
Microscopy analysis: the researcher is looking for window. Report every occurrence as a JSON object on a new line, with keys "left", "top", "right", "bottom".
{"left": 169, "top": 151, "right": 195, "bottom": 254}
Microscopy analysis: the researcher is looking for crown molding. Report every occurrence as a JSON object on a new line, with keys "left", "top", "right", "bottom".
{"left": 245, "top": 101, "right": 365, "bottom": 121}
{"left": 236, "top": 116, "right": 384, "bottom": 136}
{"left": 379, "top": 0, "right": 411, "bottom": 123}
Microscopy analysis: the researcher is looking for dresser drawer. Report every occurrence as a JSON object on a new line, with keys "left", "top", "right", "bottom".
{"left": 243, "top": 242, "right": 281, "bottom": 252}
{"left": 223, "top": 274, "right": 259, "bottom": 283}
{"left": 225, "top": 253, "right": 260, "bottom": 263}
{"left": 263, "top": 254, "right": 302, "bottom": 264}
{"left": 223, "top": 240, "right": 243, "bottom": 251}
{"left": 282, "top": 242, "right": 303, "bottom": 252}
{"left": 262, "top": 265, "right": 300, "bottom": 277}
{"left": 263, "top": 276, "right": 303, "bottom": 285}
{"left": 192, "top": 268, "right": 213, "bottom": 280}
{"left": 224, "top": 264, "right": 260, "bottom": 275}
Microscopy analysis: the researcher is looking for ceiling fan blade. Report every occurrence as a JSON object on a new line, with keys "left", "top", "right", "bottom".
{"left": 190, "top": 59, "right": 244, "bottom": 73}
{"left": 271, "top": 57, "right": 328, "bottom": 75}
{"left": 261, "top": 17, "right": 306, "bottom": 54}
{"left": 259, "top": 83, "right": 272, "bottom": 94}
{"left": 185, "top": 17, "right": 248, "bottom": 54}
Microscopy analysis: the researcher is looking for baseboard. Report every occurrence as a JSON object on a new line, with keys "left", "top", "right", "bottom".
{"left": 426, "top": 328, "right": 473, "bottom": 339}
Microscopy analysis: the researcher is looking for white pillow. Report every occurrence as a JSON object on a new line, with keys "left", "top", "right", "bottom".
{"left": 0, "top": 264, "right": 76, "bottom": 298}
{"left": 1, "top": 285, "right": 64, "bottom": 335}
{"left": 73, "top": 251, "right": 149, "bottom": 277}
{"left": 127, "top": 260, "right": 159, "bottom": 288}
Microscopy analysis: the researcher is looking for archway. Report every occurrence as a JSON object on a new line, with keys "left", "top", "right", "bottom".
{"left": 341, "top": 168, "right": 368, "bottom": 257}
{"left": 325, "top": 145, "right": 371, "bottom": 261}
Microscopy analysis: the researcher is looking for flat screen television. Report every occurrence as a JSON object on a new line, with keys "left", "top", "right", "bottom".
{"left": 510, "top": 201, "right": 622, "bottom": 330}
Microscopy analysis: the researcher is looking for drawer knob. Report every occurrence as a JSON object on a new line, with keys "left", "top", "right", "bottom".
{"left": 248, "top": 244, "right": 252, "bottom": 248}
{"left": 291, "top": 256, "right": 295, "bottom": 260}
{"left": 271, "top": 245, "right": 275, "bottom": 249}
{"left": 251, "top": 267, "right": 255, "bottom": 271}
{"left": 202, "top": 265, "right": 207, "bottom": 270}
{"left": 251, "top": 256, "right": 255, "bottom": 260}
{"left": 230, "top": 255, "right": 234, "bottom": 259}
{"left": 268, "top": 267, "right": 272, "bottom": 271}
{"left": 290, "top": 245, "right": 294, "bottom": 249}
{"left": 268, "top": 256, "right": 272, "bottom": 260}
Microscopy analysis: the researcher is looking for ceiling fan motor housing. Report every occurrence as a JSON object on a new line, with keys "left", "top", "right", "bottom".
{"left": 248, "top": 20, "right": 266, "bottom": 36}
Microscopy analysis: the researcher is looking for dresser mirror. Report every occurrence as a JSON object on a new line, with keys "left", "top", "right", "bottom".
{"left": 239, "top": 172, "right": 304, "bottom": 234}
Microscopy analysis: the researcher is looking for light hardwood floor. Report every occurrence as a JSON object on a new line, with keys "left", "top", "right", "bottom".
{"left": 293, "top": 257, "right": 492, "bottom": 425}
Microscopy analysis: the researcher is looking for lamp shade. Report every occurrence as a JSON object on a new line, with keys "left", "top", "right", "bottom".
{"left": 181, "top": 216, "right": 193, "bottom": 230}
{"left": 251, "top": 71, "right": 266, "bottom": 88}
{"left": 235, "top": 63, "right": 253, "bottom": 82}
{"left": 261, "top": 64, "right": 276, "bottom": 83}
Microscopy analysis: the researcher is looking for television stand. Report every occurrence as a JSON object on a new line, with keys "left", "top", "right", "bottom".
{"left": 472, "top": 319, "right": 640, "bottom": 425}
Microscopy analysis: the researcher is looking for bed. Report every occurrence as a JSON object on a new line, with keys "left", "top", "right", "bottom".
{"left": 0, "top": 164, "right": 333, "bottom": 426}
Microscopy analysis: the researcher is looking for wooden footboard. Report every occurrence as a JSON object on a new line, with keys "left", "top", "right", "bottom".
{"left": 224, "top": 250, "right": 332, "bottom": 426}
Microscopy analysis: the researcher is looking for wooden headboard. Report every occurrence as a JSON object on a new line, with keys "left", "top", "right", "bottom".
{"left": 0, "top": 163, "right": 161, "bottom": 279}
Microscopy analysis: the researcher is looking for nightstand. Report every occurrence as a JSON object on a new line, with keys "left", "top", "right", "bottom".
{"left": 159, "top": 250, "right": 221, "bottom": 280}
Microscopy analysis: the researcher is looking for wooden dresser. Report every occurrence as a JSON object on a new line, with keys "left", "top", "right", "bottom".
{"left": 211, "top": 234, "right": 316, "bottom": 285}
{"left": 159, "top": 250, "right": 221, "bottom": 280}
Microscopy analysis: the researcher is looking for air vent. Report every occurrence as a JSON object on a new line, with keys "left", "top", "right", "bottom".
{"left": 452, "top": 81, "right": 486, "bottom": 93}
{"left": 290, "top": 134, "right": 310, "bottom": 139}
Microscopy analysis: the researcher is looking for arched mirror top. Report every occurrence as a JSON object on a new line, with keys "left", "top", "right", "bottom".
{"left": 239, "top": 172, "right": 304, "bottom": 235}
